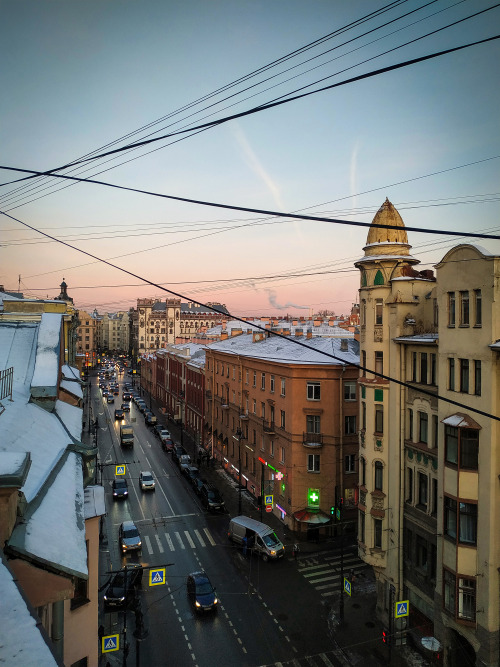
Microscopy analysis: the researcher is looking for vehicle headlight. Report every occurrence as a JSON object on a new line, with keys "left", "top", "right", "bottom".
{"left": 213, "top": 598, "right": 218, "bottom": 605}
{"left": 195, "top": 601, "right": 201, "bottom": 607}
{"left": 118, "top": 596, "right": 125, "bottom": 603}
{"left": 271, "top": 550, "right": 276, "bottom": 556}
{"left": 137, "top": 541, "right": 141, "bottom": 547}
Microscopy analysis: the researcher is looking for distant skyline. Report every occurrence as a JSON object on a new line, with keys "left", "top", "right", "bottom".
{"left": 1, "top": 0, "right": 499, "bottom": 317}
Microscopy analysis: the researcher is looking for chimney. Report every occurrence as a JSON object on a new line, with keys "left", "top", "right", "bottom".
{"left": 231, "top": 328, "right": 242, "bottom": 337}
{"left": 306, "top": 328, "right": 313, "bottom": 339}
{"left": 295, "top": 328, "right": 303, "bottom": 337}
{"left": 220, "top": 331, "right": 228, "bottom": 340}
{"left": 282, "top": 328, "right": 290, "bottom": 336}
{"left": 253, "top": 332, "right": 265, "bottom": 343}
{"left": 221, "top": 321, "right": 227, "bottom": 330}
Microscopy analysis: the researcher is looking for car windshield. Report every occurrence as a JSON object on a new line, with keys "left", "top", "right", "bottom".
{"left": 207, "top": 490, "right": 220, "bottom": 501}
{"left": 123, "top": 526, "right": 139, "bottom": 538}
{"left": 142, "top": 474, "right": 153, "bottom": 481}
{"left": 115, "top": 481, "right": 127, "bottom": 488}
{"left": 262, "top": 532, "right": 280, "bottom": 547}
{"left": 196, "top": 580, "right": 213, "bottom": 595}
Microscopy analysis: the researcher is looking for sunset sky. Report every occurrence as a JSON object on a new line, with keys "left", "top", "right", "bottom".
{"left": 1, "top": 0, "right": 499, "bottom": 317}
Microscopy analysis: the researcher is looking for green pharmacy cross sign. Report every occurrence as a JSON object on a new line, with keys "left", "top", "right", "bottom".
{"left": 308, "top": 488, "right": 320, "bottom": 507}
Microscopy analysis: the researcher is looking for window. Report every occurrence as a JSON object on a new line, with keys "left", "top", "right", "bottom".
{"left": 375, "top": 406, "right": 384, "bottom": 434}
{"left": 458, "top": 578, "right": 476, "bottom": 621}
{"left": 448, "top": 292, "right": 456, "bottom": 326}
{"left": 443, "top": 569, "right": 456, "bottom": 614}
{"left": 444, "top": 497, "right": 457, "bottom": 538}
{"left": 461, "top": 429, "right": 479, "bottom": 469}
{"left": 420, "top": 353, "right": 428, "bottom": 384}
{"left": 345, "top": 415, "right": 356, "bottom": 434}
{"left": 418, "top": 412, "right": 428, "bottom": 444}
{"left": 359, "top": 511, "right": 365, "bottom": 543}
{"left": 411, "top": 352, "right": 417, "bottom": 382}
{"left": 445, "top": 426, "right": 459, "bottom": 466}
{"left": 261, "top": 402, "right": 265, "bottom": 418}
{"left": 432, "top": 415, "right": 438, "bottom": 448}
{"left": 245, "top": 370, "right": 249, "bottom": 384}
{"left": 375, "top": 351, "right": 383, "bottom": 376}
{"left": 306, "top": 414, "right": 321, "bottom": 433}
{"left": 459, "top": 502, "right": 477, "bottom": 545}
{"left": 261, "top": 373, "right": 266, "bottom": 390}
{"left": 345, "top": 454, "right": 355, "bottom": 472}
{"left": 408, "top": 408, "right": 413, "bottom": 440}
{"left": 270, "top": 405, "right": 275, "bottom": 423}
{"left": 375, "top": 299, "right": 383, "bottom": 325}
{"left": 252, "top": 399, "right": 256, "bottom": 414}
{"left": 406, "top": 467, "right": 413, "bottom": 503}
{"left": 416, "top": 536, "right": 428, "bottom": 572}
{"left": 270, "top": 375, "right": 275, "bottom": 392}
{"left": 374, "top": 462, "right": 383, "bottom": 491}
{"left": 448, "top": 358, "right": 455, "bottom": 391}
{"left": 253, "top": 371, "right": 256, "bottom": 387}
{"left": 232, "top": 366, "right": 236, "bottom": 380}
{"left": 307, "top": 382, "right": 321, "bottom": 400}
{"left": 433, "top": 298, "right": 438, "bottom": 328}
{"left": 374, "top": 518, "right": 383, "bottom": 548}
{"left": 430, "top": 353, "right": 437, "bottom": 385}
{"left": 280, "top": 410, "right": 286, "bottom": 429}
{"left": 280, "top": 447, "right": 285, "bottom": 463}
{"left": 459, "top": 291, "right": 470, "bottom": 326}
{"left": 344, "top": 381, "right": 356, "bottom": 401}
{"left": 459, "top": 359, "right": 469, "bottom": 393}
{"left": 362, "top": 402, "right": 366, "bottom": 430}
{"left": 270, "top": 440, "right": 274, "bottom": 457}
{"left": 474, "top": 289, "right": 482, "bottom": 326}
{"left": 362, "top": 350, "right": 366, "bottom": 377}
{"left": 252, "top": 429, "right": 257, "bottom": 445}
{"left": 360, "top": 457, "right": 366, "bottom": 486}
{"left": 307, "top": 454, "right": 320, "bottom": 472}
{"left": 417, "top": 472, "right": 428, "bottom": 509}
{"left": 474, "top": 360, "right": 481, "bottom": 396}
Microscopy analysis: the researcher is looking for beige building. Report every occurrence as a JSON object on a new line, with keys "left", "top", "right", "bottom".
{"left": 76, "top": 309, "right": 100, "bottom": 368}
{"left": 101, "top": 310, "right": 130, "bottom": 353}
{"left": 355, "top": 199, "right": 499, "bottom": 666}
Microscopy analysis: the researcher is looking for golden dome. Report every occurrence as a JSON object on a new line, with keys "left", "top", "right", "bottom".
{"left": 366, "top": 198, "right": 408, "bottom": 246}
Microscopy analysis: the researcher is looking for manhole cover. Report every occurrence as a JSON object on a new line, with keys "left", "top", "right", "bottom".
{"left": 365, "top": 621, "right": 375, "bottom": 628}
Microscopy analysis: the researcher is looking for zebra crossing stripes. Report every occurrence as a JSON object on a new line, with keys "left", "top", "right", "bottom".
{"left": 297, "top": 551, "right": 369, "bottom": 597}
{"left": 141, "top": 527, "right": 217, "bottom": 556}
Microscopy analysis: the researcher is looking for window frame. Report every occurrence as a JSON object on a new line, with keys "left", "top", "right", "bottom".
{"left": 344, "top": 381, "right": 356, "bottom": 401}
{"left": 306, "top": 381, "right": 321, "bottom": 401}
{"left": 307, "top": 453, "right": 320, "bottom": 473}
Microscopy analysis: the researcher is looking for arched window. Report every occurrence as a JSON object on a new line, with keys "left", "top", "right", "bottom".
{"left": 374, "top": 461, "right": 383, "bottom": 490}
{"left": 374, "top": 270, "right": 384, "bottom": 285}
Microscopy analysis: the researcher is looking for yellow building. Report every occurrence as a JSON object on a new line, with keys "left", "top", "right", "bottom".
{"left": 355, "top": 199, "right": 499, "bottom": 665}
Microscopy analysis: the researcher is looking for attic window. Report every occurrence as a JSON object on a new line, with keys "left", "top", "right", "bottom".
{"left": 374, "top": 270, "right": 384, "bottom": 285}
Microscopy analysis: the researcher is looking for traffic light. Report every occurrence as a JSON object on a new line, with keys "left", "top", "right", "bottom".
{"left": 382, "top": 629, "right": 391, "bottom": 645}
{"left": 330, "top": 506, "right": 335, "bottom": 515}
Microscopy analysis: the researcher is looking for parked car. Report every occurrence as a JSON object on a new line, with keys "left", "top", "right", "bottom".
{"left": 119, "top": 520, "right": 142, "bottom": 553}
{"left": 187, "top": 571, "right": 218, "bottom": 612}
{"left": 122, "top": 392, "right": 132, "bottom": 401}
{"left": 112, "top": 478, "right": 128, "bottom": 500}
{"left": 162, "top": 438, "right": 175, "bottom": 453}
{"left": 200, "top": 483, "right": 225, "bottom": 512}
{"left": 114, "top": 408, "right": 125, "bottom": 420}
{"left": 183, "top": 465, "right": 200, "bottom": 486}
{"left": 121, "top": 402, "right": 130, "bottom": 412}
{"left": 178, "top": 454, "right": 191, "bottom": 473}
{"left": 192, "top": 477, "right": 206, "bottom": 496}
{"left": 172, "top": 445, "right": 187, "bottom": 463}
{"left": 144, "top": 412, "right": 157, "bottom": 426}
{"left": 103, "top": 564, "right": 143, "bottom": 609}
{"left": 139, "top": 471, "right": 155, "bottom": 491}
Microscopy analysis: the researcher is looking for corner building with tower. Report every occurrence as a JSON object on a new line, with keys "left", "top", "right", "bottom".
{"left": 355, "top": 199, "right": 499, "bottom": 666}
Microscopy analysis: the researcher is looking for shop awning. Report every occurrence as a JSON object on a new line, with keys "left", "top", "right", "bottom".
{"left": 293, "top": 508, "right": 331, "bottom": 524}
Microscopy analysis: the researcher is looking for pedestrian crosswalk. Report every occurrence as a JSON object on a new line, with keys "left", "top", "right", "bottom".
{"left": 141, "top": 526, "right": 217, "bottom": 556}
{"left": 260, "top": 648, "right": 344, "bottom": 667}
{"left": 296, "top": 548, "right": 370, "bottom": 598}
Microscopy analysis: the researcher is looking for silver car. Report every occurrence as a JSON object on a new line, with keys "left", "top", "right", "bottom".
{"left": 119, "top": 520, "right": 142, "bottom": 553}
{"left": 139, "top": 471, "right": 155, "bottom": 491}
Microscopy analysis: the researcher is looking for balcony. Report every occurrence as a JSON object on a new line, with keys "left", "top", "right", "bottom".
{"left": 302, "top": 432, "right": 324, "bottom": 448}
{"left": 221, "top": 403, "right": 230, "bottom": 410}
{"left": 263, "top": 420, "right": 276, "bottom": 434}
{"left": 239, "top": 412, "right": 249, "bottom": 420}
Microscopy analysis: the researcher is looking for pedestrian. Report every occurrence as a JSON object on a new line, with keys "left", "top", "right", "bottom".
{"left": 292, "top": 542, "right": 300, "bottom": 560}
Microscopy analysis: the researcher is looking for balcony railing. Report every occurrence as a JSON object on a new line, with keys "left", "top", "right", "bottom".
{"left": 302, "top": 432, "right": 324, "bottom": 448}
{"left": 263, "top": 420, "right": 276, "bottom": 434}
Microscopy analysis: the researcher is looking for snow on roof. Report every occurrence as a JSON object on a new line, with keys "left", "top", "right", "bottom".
{"left": 0, "top": 556, "right": 59, "bottom": 667}
{"left": 187, "top": 349, "right": 206, "bottom": 370}
{"left": 0, "top": 452, "right": 28, "bottom": 477}
{"left": 55, "top": 399, "right": 83, "bottom": 441}
{"left": 84, "top": 485, "right": 106, "bottom": 520}
{"left": 60, "top": 379, "right": 83, "bottom": 399}
{"left": 393, "top": 334, "right": 438, "bottom": 344}
{"left": 208, "top": 332, "right": 359, "bottom": 365}
{"left": 0, "top": 322, "right": 38, "bottom": 393}
{"left": 441, "top": 413, "right": 480, "bottom": 429}
{"left": 31, "top": 312, "right": 62, "bottom": 393}
{"left": 355, "top": 254, "right": 418, "bottom": 263}
{"left": 9, "top": 451, "right": 87, "bottom": 579}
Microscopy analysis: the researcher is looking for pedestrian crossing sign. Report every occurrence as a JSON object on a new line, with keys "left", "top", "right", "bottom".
{"left": 344, "top": 577, "right": 352, "bottom": 596}
{"left": 264, "top": 494, "right": 273, "bottom": 505}
{"left": 395, "top": 600, "right": 409, "bottom": 618}
{"left": 102, "top": 634, "right": 119, "bottom": 653}
{"left": 115, "top": 465, "right": 126, "bottom": 475}
{"left": 149, "top": 567, "right": 166, "bottom": 586}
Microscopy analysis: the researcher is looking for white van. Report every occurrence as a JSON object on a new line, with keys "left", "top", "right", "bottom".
{"left": 228, "top": 516, "right": 285, "bottom": 561}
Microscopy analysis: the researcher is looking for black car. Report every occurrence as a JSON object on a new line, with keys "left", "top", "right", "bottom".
{"left": 187, "top": 571, "right": 218, "bottom": 612}
{"left": 121, "top": 402, "right": 130, "bottom": 412}
{"left": 112, "top": 478, "right": 128, "bottom": 500}
{"left": 144, "top": 412, "right": 157, "bottom": 426}
{"left": 172, "top": 444, "right": 187, "bottom": 463}
{"left": 103, "top": 565, "right": 143, "bottom": 609}
{"left": 183, "top": 465, "right": 200, "bottom": 485}
{"left": 114, "top": 408, "right": 125, "bottom": 420}
{"left": 200, "top": 483, "right": 225, "bottom": 512}
{"left": 193, "top": 477, "right": 206, "bottom": 496}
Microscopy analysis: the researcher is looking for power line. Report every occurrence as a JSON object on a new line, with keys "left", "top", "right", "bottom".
{"left": 1, "top": 207, "right": 498, "bottom": 423}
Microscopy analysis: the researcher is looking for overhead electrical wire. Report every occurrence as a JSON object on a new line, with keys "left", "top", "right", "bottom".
{"left": 1, "top": 206, "right": 498, "bottom": 423}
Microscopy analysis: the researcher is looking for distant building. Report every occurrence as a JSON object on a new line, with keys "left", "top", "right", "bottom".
{"left": 101, "top": 311, "right": 130, "bottom": 353}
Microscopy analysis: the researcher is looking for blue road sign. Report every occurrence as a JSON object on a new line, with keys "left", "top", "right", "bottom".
{"left": 149, "top": 568, "right": 166, "bottom": 586}
{"left": 115, "top": 465, "right": 126, "bottom": 475}
{"left": 264, "top": 494, "right": 273, "bottom": 505}
{"left": 395, "top": 600, "right": 409, "bottom": 618}
{"left": 102, "top": 634, "right": 119, "bottom": 653}
{"left": 344, "top": 578, "right": 352, "bottom": 596}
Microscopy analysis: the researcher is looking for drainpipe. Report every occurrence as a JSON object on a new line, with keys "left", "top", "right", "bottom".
{"left": 51, "top": 599, "right": 64, "bottom": 662}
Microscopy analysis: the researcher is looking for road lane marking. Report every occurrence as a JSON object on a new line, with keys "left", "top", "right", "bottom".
{"left": 184, "top": 531, "right": 196, "bottom": 548}
{"left": 174, "top": 532, "right": 185, "bottom": 549}
{"left": 194, "top": 529, "right": 205, "bottom": 547}
{"left": 203, "top": 528, "right": 216, "bottom": 546}
{"left": 165, "top": 533, "right": 175, "bottom": 551}
{"left": 144, "top": 535, "right": 153, "bottom": 555}
{"left": 155, "top": 534, "right": 164, "bottom": 553}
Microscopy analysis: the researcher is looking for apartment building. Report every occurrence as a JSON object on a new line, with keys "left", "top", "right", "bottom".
{"left": 76, "top": 308, "right": 100, "bottom": 368}
{"left": 355, "top": 198, "right": 499, "bottom": 666}
{"left": 205, "top": 331, "right": 360, "bottom": 532}
{"left": 101, "top": 310, "right": 130, "bottom": 353}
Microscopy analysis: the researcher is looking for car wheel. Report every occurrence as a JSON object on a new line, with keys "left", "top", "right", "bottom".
{"left": 262, "top": 553, "right": 269, "bottom": 562}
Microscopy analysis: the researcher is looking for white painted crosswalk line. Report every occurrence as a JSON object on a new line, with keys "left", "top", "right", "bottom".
{"left": 155, "top": 534, "right": 164, "bottom": 553}
{"left": 174, "top": 531, "right": 185, "bottom": 549}
{"left": 184, "top": 531, "right": 196, "bottom": 548}
{"left": 144, "top": 535, "right": 153, "bottom": 555}
{"left": 203, "top": 528, "right": 216, "bottom": 546}
{"left": 164, "top": 533, "right": 175, "bottom": 551}
{"left": 194, "top": 529, "right": 206, "bottom": 547}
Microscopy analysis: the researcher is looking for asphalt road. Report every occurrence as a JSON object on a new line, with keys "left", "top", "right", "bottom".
{"left": 93, "top": 370, "right": 340, "bottom": 667}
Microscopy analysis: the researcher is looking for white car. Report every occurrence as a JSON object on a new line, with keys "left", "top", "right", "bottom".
{"left": 139, "top": 471, "right": 155, "bottom": 491}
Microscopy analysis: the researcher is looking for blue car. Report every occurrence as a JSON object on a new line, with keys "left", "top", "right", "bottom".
{"left": 187, "top": 571, "right": 218, "bottom": 613}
